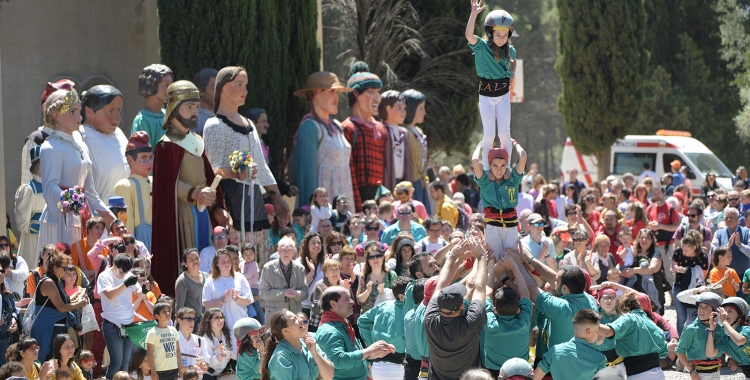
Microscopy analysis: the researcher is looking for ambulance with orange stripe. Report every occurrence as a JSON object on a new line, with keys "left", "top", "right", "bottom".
{"left": 561, "top": 130, "right": 734, "bottom": 194}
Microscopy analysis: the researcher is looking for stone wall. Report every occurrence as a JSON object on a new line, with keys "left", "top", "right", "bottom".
{"left": 0, "top": 0, "right": 161, "bottom": 231}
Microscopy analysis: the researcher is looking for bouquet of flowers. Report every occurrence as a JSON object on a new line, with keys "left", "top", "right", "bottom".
{"left": 58, "top": 186, "right": 88, "bottom": 215}
{"left": 229, "top": 150, "right": 253, "bottom": 173}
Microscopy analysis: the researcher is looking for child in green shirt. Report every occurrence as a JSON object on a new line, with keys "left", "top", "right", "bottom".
{"left": 705, "top": 296, "right": 750, "bottom": 375}
{"left": 534, "top": 308, "right": 606, "bottom": 380}
{"left": 675, "top": 292, "right": 723, "bottom": 379}
{"left": 234, "top": 317, "right": 267, "bottom": 380}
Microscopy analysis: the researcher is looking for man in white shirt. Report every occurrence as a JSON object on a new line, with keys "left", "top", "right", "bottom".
{"left": 416, "top": 217, "right": 448, "bottom": 254}
{"left": 1, "top": 238, "right": 28, "bottom": 297}
{"left": 639, "top": 162, "right": 658, "bottom": 184}
{"left": 193, "top": 68, "right": 218, "bottom": 136}
{"left": 516, "top": 185, "right": 535, "bottom": 215}
{"left": 200, "top": 227, "right": 229, "bottom": 273}
{"left": 98, "top": 254, "right": 141, "bottom": 379}
{"left": 79, "top": 85, "right": 131, "bottom": 205}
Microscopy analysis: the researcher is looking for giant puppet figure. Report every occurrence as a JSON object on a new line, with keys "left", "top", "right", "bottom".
{"left": 151, "top": 80, "right": 229, "bottom": 295}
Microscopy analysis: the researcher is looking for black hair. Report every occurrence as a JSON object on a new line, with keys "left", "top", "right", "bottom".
{"left": 456, "top": 174, "right": 470, "bottom": 187}
{"left": 494, "top": 286, "right": 520, "bottom": 316}
{"left": 408, "top": 253, "right": 431, "bottom": 278}
{"left": 377, "top": 90, "right": 406, "bottom": 120}
{"left": 392, "top": 276, "right": 413, "bottom": 299}
{"left": 429, "top": 181, "right": 445, "bottom": 193}
{"left": 80, "top": 85, "right": 123, "bottom": 124}
{"left": 109, "top": 218, "right": 125, "bottom": 233}
{"left": 113, "top": 254, "right": 133, "bottom": 272}
{"left": 560, "top": 265, "right": 586, "bottom": 295}
{"left": 153, "top": 302, "right": 172, "bottom": 317}
{"left": 193, "top": 68, "right": 219, "bottom": 92}
{"left": 412, "top": 278, "right": 427, "bottom": 305}
{"left": 402, "top": 89, "right": 426, "bottom": 125}
{"left": 423, "top": 216, "right": 441, "bottom": 230}
{"left": 620, "top": 188, "right": 631, "bottom": 199}
{"left": 321, "top": 288, "right": 344, "bottom": 312}
{"left": 643, "top": 162, "right": 651, "bottom": 170}
{"left": 244, "top": 108, "right": 267, "bottom": 124}
{"left": 292, "top": 208, "right": 309, "bottom": 217}
{"left": 573, "top": 308, "right": 601, "bottom": 326}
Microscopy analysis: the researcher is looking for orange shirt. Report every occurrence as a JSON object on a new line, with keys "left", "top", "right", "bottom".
{"left": 709, "top": 267, "right": 741, "bottom": 297}
{"left": 26, "top": 266, "right": 46, "bottom": 297}
{"left": 133, "top": 291, "right": 157, "bottom": 322}
{"left": 71, "top": 238, "right": 109, "bottom": 276}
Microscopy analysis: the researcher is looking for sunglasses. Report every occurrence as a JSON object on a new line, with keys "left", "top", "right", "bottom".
{"left": 212, "top": 315, "right": 226, "bottom": 320}
{"left": 398, "top": 211, "right": 412, "bottom": 216}
{"left": 730, "top": 198, "right": 740, "bottom": 202}
{"left": 213, "top": 235, "right": 229, "bottom": 241}
{"left": 707, "top": 194, "right": 717, "bottom": 198}
{"left": 600, "top": 296, "right": 615, "bottom": 301}
{"left": 429, "top": 228, "right": 442, "bottom": 232}
{"left": 365, "top": 227, "right": 379, "bottom": 231}
{"left": 300, "top": 319, "right": 309, "bottom": 325}
{"left": 180, "top": 317, "right": 197, "bottom": 322}
{"left": 124, "top": 240, "right": 135, "bottom": 246}
{"left": 572, "top": 237, "right": 588, "bottom": 242}
{"left": 531, "top": 222, "right": 545, "bottom": 227}
{"left": 0, "top": 244, "right": 10, "bottom": 248}
{"left": 80, "top": 358, "right": 95, "bottom": 364}
{"left": 687, "top": 214, "right": 699, "bottom": 218}
{"left": 368, "top": 254, "right": 384, "bottom": 260}
{"left": 329, "top": 241, "right": 344, "bottom": 247}
{"left": 566, "top": 212, "right": 577, "bottom": 216}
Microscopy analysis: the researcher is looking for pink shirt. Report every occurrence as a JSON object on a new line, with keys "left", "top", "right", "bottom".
{"left": 391, "top": 199, "right": 429, "bottom": 220}
{"left": 242, "top": 260, "right": 260, "bottom": 288}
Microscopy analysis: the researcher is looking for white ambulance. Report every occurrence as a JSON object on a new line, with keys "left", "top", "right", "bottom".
{"left": 560, "top": 130, "right": 735, "bottom": 194}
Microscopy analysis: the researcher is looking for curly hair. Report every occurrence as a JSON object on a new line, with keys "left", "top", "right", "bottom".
{"left": 43, "top": 89, "right": 77, "bottom": 125}
{"left": 46, "top": 249, "right": 71, "bottom": 277}
{"left": 616, "top": 291, "right": 643, "bottom": 315}
{"left": 137, "top": 64, "right": 173, "bottom": 98}
{"left": 634, "top": 228, "right": 657, "bottom": 257}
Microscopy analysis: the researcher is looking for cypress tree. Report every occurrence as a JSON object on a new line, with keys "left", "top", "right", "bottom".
{"left": 156, "top": 0, "right": 320, "bottom": 173}
{"left": 555, "top": 0, "right": 647, "bottom": 179}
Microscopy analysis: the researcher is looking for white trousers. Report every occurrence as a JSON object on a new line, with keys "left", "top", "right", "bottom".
{"left": 697, "top": 371, "right": 721, "bottom": 380}
{"left": 625, "top": 367, "right": 665, "bottom": 380}
{"left": 485, "top": 224, "right": 519, "bottom": 261}
{"left": 371, "top": 361, "right": 405, "bottom": 380}
{"left": 480, "top": 93, "right": 512, "bottom": 170}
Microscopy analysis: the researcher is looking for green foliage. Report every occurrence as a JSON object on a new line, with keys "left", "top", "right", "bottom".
{"left": 555, "top": 0, "right": 648, "bottom": 156}
{"left": 631, "top": 66, "right": 691, "bottom": 134}
{"left": 322, "top": 0, "right": 479, "bottom": 156}
{"left": 156, "top": 0, "right": 320, "bottom": 173}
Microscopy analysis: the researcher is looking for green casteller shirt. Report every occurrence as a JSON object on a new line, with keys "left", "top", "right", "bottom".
{"left": 536, "top": 292, "right": 599, "bottom": 349}
{"left": 475, "top": 170, "right": 524, "bottom": 210}
{"left": 606, "top": 309, "right": 669, "bottom": 359}
{"left": 715, "top": 325, "right": 750, "bottom": 365}
{"left": 742, "top": 267, "right": 750, "bottom": 304}
{"left": 594, "top": 309, "right": 619, "bottom": 352}
{"left": 534, "top": 308, "right": 549, "bottom": 359}
{"left": 468, "top": 37, "right": 517, "bottom": 80}
{"left": 482, "top": 298, "right": 533, "bottom": 370}
{"left": 404, "top": 281, "right": 416, "bottom": 314}
{"left": 414, "top": 303, "right": 430, "bottom": 358}
{"left": 675, "top": 318, "right": 724, "bottom": 361}
{"left": 315, "top": 320, "right": 368, "bottom": 380}
{"left": 237, "top": 350, "right": 261, "bottom": 380}
{"left": 404, "top": 308, "right": 421, "bottom": 360}
{"left": 538, "top": 337, "right": 606, "bottom": 380}
{"left": 131, "top": 108, "right": 166, "bottom": 149}
{"left": 268, "top": 339, "right": 324, "bottom": 380}
{"left": 358, "top": 300, "right": 406, "bottom": 354}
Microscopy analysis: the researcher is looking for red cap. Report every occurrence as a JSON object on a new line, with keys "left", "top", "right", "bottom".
{"left": 423, "top": 277, "right": 438, "bottom": 306}
{"left": 126, "top": 131, "right": 152, "bottom": 153}
{"left": 673, "top": 192, "right": 684, "bottom": 202}
{"left": 488, "top": 148, "right": 508, "bottom": 163}
{"left": 41, "top": 79, "right": 75, "bottom": 105}
{"left": 598, "top": 288, "right": 616, "bottom": 300}
{"left": 265, "top": 203, "right": 275, "bottom": 215}
{"left": 636, "top": 292, "right": 654, "bottom": 316}
{"left": 213, "top": 226, "right": 228, "bottom": 235}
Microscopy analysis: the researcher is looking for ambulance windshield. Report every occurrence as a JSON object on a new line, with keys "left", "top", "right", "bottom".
{"left": 684, "top": 152, "right": 733, "bottom": 178}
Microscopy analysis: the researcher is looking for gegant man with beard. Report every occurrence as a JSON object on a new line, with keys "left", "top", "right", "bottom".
{"left": 151, "top": 80, "right": 230, "bottom": 295}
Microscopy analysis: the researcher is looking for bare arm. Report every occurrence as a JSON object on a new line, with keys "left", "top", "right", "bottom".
{"left": 514, "top": 142, "right": 527, "bottom": 175}
{"left": 465, "top": 0, "right": 485, "bottom": 45}
{"left": 40, "top": 279, "right": 86, "bottom": 312}
{"left": 629, "top": 258, "right": 662, "bottom": 276}
{"left": 435, "top": 240, "right": 469, "bottom": 295}
{"left": 472, "top": 142, "right": 484, "bottom": 180}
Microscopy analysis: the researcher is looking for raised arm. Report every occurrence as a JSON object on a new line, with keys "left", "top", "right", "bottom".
{"left": 465, "top": 0, "right": 485, "bottom": 45}
{"left": 513, "top": 141, "right": 527, "bottom": 175}
{"left": 471, "top": 142, "right": 484, "bottom": 180}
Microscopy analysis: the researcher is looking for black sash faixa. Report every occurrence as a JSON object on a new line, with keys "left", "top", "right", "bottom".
{"left": 478, "top": 77, "right": 511, "bottom": 97}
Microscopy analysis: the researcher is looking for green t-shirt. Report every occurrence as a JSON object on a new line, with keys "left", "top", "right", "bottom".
{"left": 468, "top": 37, "right": 517, "bottom": 80}
{"left": 675, "top": 318, "right": 724, "bottom": 361}
{"left": 132, "top": 108, "right": 166, "bottom": 149}
{"left": 475, "top": 169, "right": 524, "bottom": 210}
{"left": 536, "top": 292, "right": 599, "bottom": 349}
{"left": 594, "top": 309, "right": 619, "bottom": 352}
{"left": 742, "top": 267, "right": 750, "bottom": 304}
{"left": 607, "top": 310, "right": 669, "bottom": 359}
{"left": 538, "top": 337, "right": 606, "bottom": 380}
{"left": 482, "top": 298, "right": 533, "bottom": 370}
{"left": 715, "top": 325, "right": 750, "bottom": 366}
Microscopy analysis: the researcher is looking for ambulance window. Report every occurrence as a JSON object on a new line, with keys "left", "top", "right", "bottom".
{"left": 613, "top": 153, "right": 655, "bottom": 175}
{"left": 662, "top": 153, "right": 683, "bottom": 174}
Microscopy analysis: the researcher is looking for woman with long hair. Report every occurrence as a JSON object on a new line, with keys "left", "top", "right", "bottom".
{"left": 300, "top": 232, "right": 325, "bottom": 317}
{"left": 324, "top": 231, "right": 347, "bottom": 259}
{"left": 260, "top": 309, "right": 334, "bottom": 380}
{"left": 700, "top": 171, "right": 720, "bottom": 204}
{"left": 202, "top": 249, "right": 253, "bottom": 333}
{"left": 204, "top": 66, "right": 286, "bottom": 267}
{"left": 342, "top": 215, "right": 365, "bottom": 246}
{"left": 623, "top": 229, "right": 667, "bottom": 314}
{"left": 528, "top": 175, "right": 547, "bottom": 200}
{"left": 61, "top": 263, "right": 83, "bottom": 340}
{"left": 670, "top": 230, "right": 709, "bottom": 336}
{"left": 387, "top": 235, "right": 415, "bottom": 277}
{"left": 48, "top": 334, "right": 84, "bottom": 380}
{"left": 197, "top": 308, "right": 237, "bottom": 380}
{"left": 565, "top": 183, "right": 579, "bottom": 206}
{"left": 0, "top": 254, "right": 18, "bottom": 365}
{"left": 632, "top": 184, "right": 650, "bottom": 207}
{"left": 626, "top": 202, "right": 649, "bottom": 238}
{"left": 127, "top": 349, "right": 152, "bottom": 380}
{"left": 580, "top": 194, "right": 602, "bottom": 232}
{"left": 356, "top": 241, "right": 397, "bottom": 313}
{"left": 176, "top": 248, "right": 207, "bottom": 332}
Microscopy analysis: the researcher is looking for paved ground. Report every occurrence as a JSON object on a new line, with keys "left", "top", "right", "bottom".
{"left": 662, "top": 293, "right": 744, "bottom": 379}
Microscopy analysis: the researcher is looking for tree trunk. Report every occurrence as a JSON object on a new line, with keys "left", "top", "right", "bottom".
{"left": 595, "top": 147, "right": 611, "bottom": 182}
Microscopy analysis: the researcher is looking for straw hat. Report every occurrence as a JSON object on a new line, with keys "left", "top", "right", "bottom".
{"left": 293, "top": 71, "right": 352, "bottom": 98}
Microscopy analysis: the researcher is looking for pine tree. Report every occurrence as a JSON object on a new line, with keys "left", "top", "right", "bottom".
{"left": 555, "top": 0, "right": 647, "bottom": 179}
{"left": 156, "top": 0, "right": 320, "bottom": 173}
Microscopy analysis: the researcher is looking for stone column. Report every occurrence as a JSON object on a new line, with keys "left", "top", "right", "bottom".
{"left": 0, "top": 44, "right": 7, "bottom": 227}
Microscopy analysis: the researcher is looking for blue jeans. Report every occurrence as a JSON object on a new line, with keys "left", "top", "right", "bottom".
{"left": 672, "top": 286, "right": 696, "bottom": 337}
{"left": 249, "top": 288, "right": 264, "bottom": 325}
{"left": 102, "top": 321, "right": 134, "bottom": 379}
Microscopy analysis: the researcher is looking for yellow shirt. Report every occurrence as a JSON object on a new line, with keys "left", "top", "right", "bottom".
{"left": 436, "top": 194, "right": 459, "bottom": 228}
{"left": 115, "top": 174, "right": 153, "bottom": 233}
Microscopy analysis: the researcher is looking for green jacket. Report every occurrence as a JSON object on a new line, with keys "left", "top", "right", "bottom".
{"left": 606, "top": 310, "right": 669, "bottom": 359}
{"left": 716, "top": 325, "right": 750, "bottom": 365}
{"left": 315, "top": 320, "right": 368, "bottom": 380}
{"left": 267, "top": 339, "right": 321, "bottom": 380}
{"left": 237, "top": 350, "right": 261, "bottom": 380}
{"left": 536, "top": 292, "right": 599, "bottom": 349}
{"left": 359, "top": 300, "right": 406, "bottom": 354}
{"left": 482, "top": 298, "right": 533, "bottom": 370}
{"left": 538, "top": 337, "right": 606, "bottom": 380}
{"left": 414, "top": 303, "right": 430, "bottom": 358}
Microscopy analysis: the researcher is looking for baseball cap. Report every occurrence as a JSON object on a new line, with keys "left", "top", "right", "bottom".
{"left": 498, "top": 357, "right": 534, "bottom": 379}
{"left": 671, "top": 160, "right": 681, "bottom": 169}
{"left": 528, "top": 213, "right": 544, "bottom": 224}
{"left": 488, "top": 148, "right": 508, "bottom": 163}
{"left": 423, "top": 277, "right": 438, "bottom": 306}
{"left": 437, "top": 283, "right": 466, "bottom": 311}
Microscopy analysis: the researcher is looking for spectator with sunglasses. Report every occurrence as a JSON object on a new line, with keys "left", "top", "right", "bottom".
{"left": 108, "top": 219, "right": 150, "bottom": 259}
{"left": 200, "top": 227, "right": 230, "bottom": 274}
{"left": 325, "top": 232, "right": 347, "bottom": 259}
{"left": 520, "top": 214, "right": 554, "bottom": 264}
{"left": 380, "top": 203, "right": 426, "bottom": 246}
{"left": 357, "top": 241, "right": 397, "bottom": 314}
{"left": 672, "top": 203, "right": 712, "bottom": 255}
{"left": 354, "top": 217, "right": 389, "bottom": 262}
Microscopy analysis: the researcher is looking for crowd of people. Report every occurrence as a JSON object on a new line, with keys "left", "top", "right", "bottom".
{"left": 4, "top": 2, "right": 750, "bottom": 380}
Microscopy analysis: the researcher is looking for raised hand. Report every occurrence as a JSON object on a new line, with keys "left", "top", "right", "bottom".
{"left": 716, "top": 307, "right": 729, "bottom": 325}
{"left": 470, "top": 0, "right": 486, "bottom": 15}
{"left": 377, "top": 283, "right": 385, "bottom": 294}
{"left": 303, "top": 335, "right": 317, "bottom": 350}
